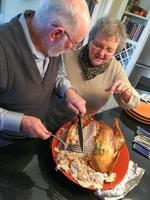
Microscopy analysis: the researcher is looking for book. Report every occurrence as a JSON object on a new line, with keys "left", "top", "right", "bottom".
{"left": 133, "top": 142, "right": 150, "bottom": 159}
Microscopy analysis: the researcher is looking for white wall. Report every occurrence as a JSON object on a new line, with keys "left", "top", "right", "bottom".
{"left": 138, "top": 33, "right": 150, "bottom": 66}
{"left": 140, "top": 0, "right": 150, "bottom": 10}
{"left": 1, "top": 0, "right": 40, "bottom": 22}
{"left": 83, "top": 0, "right": 113, "bottom": 45}
{"left": 108, "top": 0, "right": 128, "bottom": 20}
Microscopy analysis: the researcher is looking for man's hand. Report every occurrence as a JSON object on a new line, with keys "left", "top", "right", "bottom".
{"left": 21, "top": 115, "right": 51, "bottom": 140}
{"left": 65, "top": 88, "right": 86, "bottom": 116}
{"left": 105, "top": 80, "right": 132, "bottom": 103}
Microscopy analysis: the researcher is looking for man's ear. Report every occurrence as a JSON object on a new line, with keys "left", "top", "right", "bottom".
{"left": 49, "top": 27, "right": 64, "bottom": 42}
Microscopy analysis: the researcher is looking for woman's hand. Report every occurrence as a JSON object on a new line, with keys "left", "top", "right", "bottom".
{"left": 20, "top": 115, "right": 51, "bottom": 140}
{"left": 65, "top": 88, "right": 86, "bottom": 116}
{"left": 105, "top": 80, "right": 132, "bottom": 103}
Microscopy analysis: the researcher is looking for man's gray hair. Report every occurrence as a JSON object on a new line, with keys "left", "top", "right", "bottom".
{"left": 34, "top": 0, "right": 84, "bottom": 31}
{"left": 88, "top": 16, "right": 127, "bottom": 52}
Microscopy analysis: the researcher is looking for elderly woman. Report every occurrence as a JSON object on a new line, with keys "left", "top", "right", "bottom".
{"left": 47, "top": 16, "right": 140, "bottom": 131}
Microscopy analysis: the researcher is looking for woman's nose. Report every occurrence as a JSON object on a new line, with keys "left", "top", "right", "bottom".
{"left": 98, "top": 48, "right": 106, "bottom": 57}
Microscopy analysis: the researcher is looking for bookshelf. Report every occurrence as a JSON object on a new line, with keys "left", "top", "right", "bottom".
{"left": 122, "top": 11, "right": 148, "bottom": 42}
{"left": 114, "top": 0, "right": 150, "bottom": 77}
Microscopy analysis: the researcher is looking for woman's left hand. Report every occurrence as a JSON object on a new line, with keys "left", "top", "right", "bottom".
{"left": 105, "top": 80, "right": 132, "bottom": 103}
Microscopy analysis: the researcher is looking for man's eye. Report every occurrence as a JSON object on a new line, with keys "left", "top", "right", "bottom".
{"left": 96, "top": 44, "right": 102, "bottom": 48}
{"left": 94, "top": 43, "right": 103, "bottom": 48}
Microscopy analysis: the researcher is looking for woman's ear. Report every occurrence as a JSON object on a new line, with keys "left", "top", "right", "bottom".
{"left": 49, "top": 27, "right": 64, "bottom": 42}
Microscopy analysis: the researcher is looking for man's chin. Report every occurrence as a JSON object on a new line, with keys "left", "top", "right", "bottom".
{"left": 51, "top": 54, "right": 60, "bottom": 57}
{"left": 47, "top": 50, "right": 65, "bottom": 57}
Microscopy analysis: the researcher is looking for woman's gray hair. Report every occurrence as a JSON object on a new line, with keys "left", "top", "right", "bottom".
{"left": 88, "top": 16, "right": 127, "bottom": 52}
{"left": 34, "top": 0, "right": 85, "bottom": 32}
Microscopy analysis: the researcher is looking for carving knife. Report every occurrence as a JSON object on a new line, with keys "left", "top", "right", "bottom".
{"left": 77, "top": 113, "right": 84, "bottom": 152}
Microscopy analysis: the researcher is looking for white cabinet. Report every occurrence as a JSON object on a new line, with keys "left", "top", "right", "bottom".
{"left": 114, "top": 0, "right": 150, "bottom": 77}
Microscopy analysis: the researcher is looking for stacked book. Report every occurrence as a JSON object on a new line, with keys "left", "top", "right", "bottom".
{"left": 133, "top": 126, "right": 150, "bottom": 159}
{"left": 122, "top": 15, "right": 145, "bottom": 42}
{"left": 140, "top": 93, "right": 150, "bottom": 104}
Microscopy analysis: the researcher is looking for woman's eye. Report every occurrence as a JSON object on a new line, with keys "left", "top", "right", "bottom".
{"left": 107, "top": 49, "right": 114, "bottom": 53}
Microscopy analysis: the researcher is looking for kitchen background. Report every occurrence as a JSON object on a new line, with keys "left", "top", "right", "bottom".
{"left": 0, "top": 0, "right": 149, "bottom": 107}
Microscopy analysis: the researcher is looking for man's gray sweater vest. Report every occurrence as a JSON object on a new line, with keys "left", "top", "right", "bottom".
{"left": 0, "top": 14, "right": 60, "bottom": 130}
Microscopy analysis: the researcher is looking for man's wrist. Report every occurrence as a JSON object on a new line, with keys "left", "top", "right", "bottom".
{"left": 64, "top": 87, "right": 78, "bottom": 97}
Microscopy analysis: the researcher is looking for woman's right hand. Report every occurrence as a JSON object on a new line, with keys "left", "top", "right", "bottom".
{"left": 105, "top": 80, "right": 132, "bottom": 103}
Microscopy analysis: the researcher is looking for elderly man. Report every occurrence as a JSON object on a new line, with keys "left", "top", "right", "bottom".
{"left": 0, "top": 0, "right": 90, "bottom": 146}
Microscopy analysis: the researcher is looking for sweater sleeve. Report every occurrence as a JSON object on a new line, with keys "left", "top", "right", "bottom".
{"left": 54, "top": 54, "right": 72, "bottom": 97}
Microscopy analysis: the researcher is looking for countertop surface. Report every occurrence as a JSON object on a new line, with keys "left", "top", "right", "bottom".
{"left": 0, "top": 107, "right": 150, "bottom": 200}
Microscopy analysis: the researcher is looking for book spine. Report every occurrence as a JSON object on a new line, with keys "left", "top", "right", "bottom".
{"left": 133, "top": 142, "right": 150, "bottom": 159}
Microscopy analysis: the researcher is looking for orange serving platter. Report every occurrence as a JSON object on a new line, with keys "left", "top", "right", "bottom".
{"left": 131, "top": 101, "right": 150, "bottom": 119}
{"left": 51, "top": 122, "right": 130, "bottom": 190}
{"left": 125, "top": 109, "right": 150, "bottom": 125}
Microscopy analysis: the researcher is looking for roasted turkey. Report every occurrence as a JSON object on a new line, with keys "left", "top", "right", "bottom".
{"left": 66, "top": 114, "right": 125, "bottom": 173}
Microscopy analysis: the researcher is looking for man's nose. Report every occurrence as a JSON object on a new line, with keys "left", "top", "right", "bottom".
{"left": 65, "top": 41, "right": 73, "bottom": 50}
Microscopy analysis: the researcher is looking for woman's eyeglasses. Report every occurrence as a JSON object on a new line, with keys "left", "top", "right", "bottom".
{"left": 92, "top": 41, "right": 116, "bottom": 55}
{"left": 51, "top": 24, "right": 82, "bottom": 51}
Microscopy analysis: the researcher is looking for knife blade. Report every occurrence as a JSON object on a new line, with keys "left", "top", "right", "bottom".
{"left": 77, "top": 113, "right": 84, "bottom": 152}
